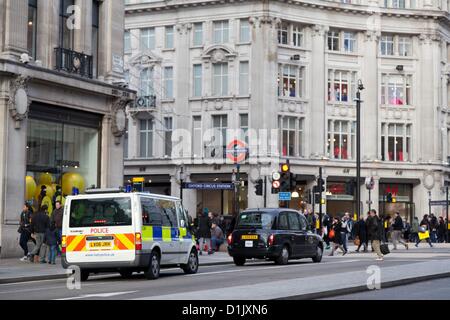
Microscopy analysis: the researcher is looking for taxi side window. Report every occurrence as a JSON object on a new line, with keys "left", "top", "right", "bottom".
{"left": 141, "top": 198, "right": 162, "bottom": 226}
{"left": 159, "top": 200, "right": 178, "bottom": 228}
{"left": 299, "top": 215, "right": 307, "bottom": 231}
{"left": 277, "top": 213, "right": 289, "bottom": 230}
{"left": 288, "top": 213, "right": 301, "bottom": 231}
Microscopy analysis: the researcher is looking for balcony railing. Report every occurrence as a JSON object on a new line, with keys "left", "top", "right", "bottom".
{"left": 55, "top": 47, "right": 93, "bottom": 79}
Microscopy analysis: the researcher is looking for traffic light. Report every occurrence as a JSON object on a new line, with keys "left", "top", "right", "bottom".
{"left": 317, "top": 177, "right": 325, "bottom": 192}
{"left": 255, "top": 179, "right": 263, "bottom": 196}
{"left": 345, "top": 179, "right": 355, "bottom": 195}
{"left": 386, "top": 192, "right": 393, "bottom": 203}
{"left": 306, "top": 191, "right": 312, "bottom": 204}
{"left": 314, "top": 193, "right": 321, "bottom": 204}
{"left": 280, "top": 162, "right": 291, "bottom": 192}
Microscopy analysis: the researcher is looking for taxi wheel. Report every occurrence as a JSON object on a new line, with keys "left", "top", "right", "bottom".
{"left": 275, "top": 245, "right": 289, "bottom": 265}
{"left": 182, "top": 249, "right": 199, "bottom": 274}
{"left": 80, "top": 270, "right": 89, "bottom": 282}
{"left": 312, "top": 245, "right": 323, "bottom": 263}
{"left": 144, "top": 251, "right": 160, "bottom": 280}
{"left": 233, "top": 257, "right": 246, "bottom": 266}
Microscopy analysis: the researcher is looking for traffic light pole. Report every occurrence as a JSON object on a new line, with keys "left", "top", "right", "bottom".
{"left": 264, "top": 176, "right": 267, "bottom": 208}
{"left": 355, "top": 80, "right": 364, "bottom": 221}
{"left": 319, "top": 167, "right": 323, "bottom": 231}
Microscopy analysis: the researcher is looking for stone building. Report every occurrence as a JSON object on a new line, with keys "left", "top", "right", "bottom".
{"left": 123, "top": 0, "right": 450, "bottom": 223}
{"left": 0, "top": 0, "right": 133, "bottom": 257}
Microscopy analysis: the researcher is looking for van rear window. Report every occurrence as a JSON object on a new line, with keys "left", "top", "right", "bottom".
{"left": 69, "top": 197, "right": 132, "bottom": 228}
{"left": 236, "top": 212, "right": 275, "bottom": 230}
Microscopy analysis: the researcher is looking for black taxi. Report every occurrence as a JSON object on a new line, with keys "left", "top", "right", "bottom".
{"left": 227, "top": 208, "right": 323, "bottom": 266}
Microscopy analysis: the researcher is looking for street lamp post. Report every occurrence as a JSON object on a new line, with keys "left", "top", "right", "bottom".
{"left": 179, "top": 166, "right": 185, "bottom": 203}
{"left": 355, "top": 80, "right": 364, "bottom": 221}
{"left": 428, "top": 191, "right": 432, "bottom": 216}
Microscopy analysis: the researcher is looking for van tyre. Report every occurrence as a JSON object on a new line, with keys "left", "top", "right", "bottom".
{"left": 275, "top": 246, "right": 289, "bottom": 265}
{"left": 144, "top": 251, "right": 160, "bottom": 280}
{"left": 233, "top": 257, "right": 246, "bottom": 266}
{"left": 181, "top": 249, "right": 199, "bottom": 274}
{"left": 312, "top": 245, "right": 323, "bottom": 263}
{"left": 80, "top": 270, "right": 89, "bottom": 282}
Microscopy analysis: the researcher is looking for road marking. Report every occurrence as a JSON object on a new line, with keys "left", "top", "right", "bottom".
{"left": 187, "top": 260, "right": 360, "bottom": 277}
{"left": 55, "top": 290, "right": 138, "bottom": 300}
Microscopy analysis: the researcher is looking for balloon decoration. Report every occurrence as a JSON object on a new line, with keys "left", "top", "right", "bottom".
{"left": 25, "top": 176, "right": 37, "bottom": 201}
{"left": 61, "top": 172, "right": 85, "bottom": 196}
{"left": 38, "top": 173, "right": 53, "bottom": 186}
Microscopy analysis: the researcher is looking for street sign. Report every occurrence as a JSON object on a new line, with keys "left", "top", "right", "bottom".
{"left": 183, "top": 183, "right": 235, "bottom": 190}
{"left": 430, "top": 200, "right": 450, "bottom": 206}
{"left": 226, "top": 139, "right": 248, "bottom": 163}
{"left": 279, "top": 192, "right": 291, "bottom": 201}
{"left": 272, "top": 180, "right": 280, "bottom": 189}
{"left": 272, "top": 171, "right": 281, "bottom": 181}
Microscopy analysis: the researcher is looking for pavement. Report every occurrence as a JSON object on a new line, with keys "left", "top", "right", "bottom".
{"left": 0, "top": 243, "right": 449, "bottom": 300}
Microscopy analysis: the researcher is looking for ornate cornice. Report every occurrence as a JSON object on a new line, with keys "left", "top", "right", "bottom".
{"left": 419, "top": 32, "right": 442, "bottom": 45}
{"left": 8, "top": 75, "right": 32, "bottom": 129}
{"left": 249, "top": 15, "right": 281, "bottom": 29}
{"left": 312, "top": 24, "right": 329, "bottom": 37}
{"left": 364, "top": 30, "right": 381, "bottom": 42}
{"left": 175, "top": 23, "right": 192, "bottom": 35}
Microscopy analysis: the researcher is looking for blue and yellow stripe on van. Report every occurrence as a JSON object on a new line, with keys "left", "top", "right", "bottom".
{"left": 142, "top": 226, "right": 194, "bottom": 242}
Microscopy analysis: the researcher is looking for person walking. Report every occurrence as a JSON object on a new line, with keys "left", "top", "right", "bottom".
{"left": 18, "top": 203, "right": 34, "bottom": 261}
{"left": 410, "top": 217, "right": 419, "bottom": 243}
{"left": 29, "top": 205, "right": 50, "bottom": 263}
{"left": 354, "top": 216, "right": 368, "bottom": 252}
{"left": 430, "top": 214, "right": 438, "bottom": 243}
{"left": 329, "top": 217, "right": 347, "bottom": 256}
{"left": 44, "top": 222, "right": 58, "bottom": 265}
{"left": 322, "top": 213, "right": 332, "bottom": 250}
{"left": 392, "top": 212, "right": 409, "bottom": 250}
{"left": 340, "top": 213, "right": 351, "bottom": 253}
{"left": 437, "top": 217, "right": 446, "bottom": 243}
{"left": 51, "top": 201, "right": 63, "bottom": 256}
{"left": 209, "top": 222, "right": 225, "bottom": 254}
{"left": 197, "top": 208, "right": 212, "bottom": 255}
{"left": 366, "top": 209, "right": 384, "bottom": 261}
{"left": 415, "top": 215, "right": 433, "bottom": 248}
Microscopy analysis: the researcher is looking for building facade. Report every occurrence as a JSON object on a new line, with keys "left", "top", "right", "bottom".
{"left": 124, "top": 0, "right": 450, "bottom": 223}
{"left": 0, "top": 0, "right": 133, "bottom": 257}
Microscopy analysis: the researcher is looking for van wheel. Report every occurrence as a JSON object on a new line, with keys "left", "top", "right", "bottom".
{"left": 275, "top": 246, "right": 289, "bottom": 265}
{"left": 119, "top": 270, "right": 134, "bottom": 278}
{"left": 233, "top": 257, "right": 246, "bottom": 266}
{"left": 144, "top": 251, "right": 160, "bottom": 280}
{"left": 181, "top": 249, "right": 199, "bottom": 274}
{"left": 80, "top": 270, "right": 89, "bottom": 282}
{"left": 312, "top": 245, "right": 323, "bottom": 263}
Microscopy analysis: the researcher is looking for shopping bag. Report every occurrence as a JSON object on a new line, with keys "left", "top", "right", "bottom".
{"left": 328, "top": 229, "right": 335, "bottom": 239}
{"left": 353, "top": 237, "right": 360, "bottom": 246}
{"left": 380, "top": 243, "right": 390, "bottom": 255}
{"left": 419, "top": 230, "right": 430, "bottom": 240}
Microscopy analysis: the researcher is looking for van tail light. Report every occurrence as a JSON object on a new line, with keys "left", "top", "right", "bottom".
{"left": 227, "top": 233, "right": 233, "bottom": 245}
{"left": 62, "top": 235, "right": 67, "bottom": 254}
{"left": 135, "top": 233, "right": 142, "bottom": 251}
{"left": 268, "top": 234, "right": 275, "bottom": 247}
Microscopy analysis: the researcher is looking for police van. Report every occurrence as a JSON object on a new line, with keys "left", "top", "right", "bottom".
{"left": 61, "top": 189, "right": 198, "bottom": 281}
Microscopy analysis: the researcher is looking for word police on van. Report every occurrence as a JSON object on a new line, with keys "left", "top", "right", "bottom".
{"left": 61, "top": 188, "right": 198, "bottom": 281}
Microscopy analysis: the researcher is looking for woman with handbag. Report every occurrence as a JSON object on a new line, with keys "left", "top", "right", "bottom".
{"left": 415, "top": 215, "right": 433, "bottom": 248}
{"left": 18, "top": 203, "right": 34, "bottom": 261}
{"left": 329, "top": 217, "right": 347, "bottom": 256}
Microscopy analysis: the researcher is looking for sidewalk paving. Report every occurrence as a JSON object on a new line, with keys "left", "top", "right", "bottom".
{"left": 1, "top": 242, "right": 449, "bottom": 285}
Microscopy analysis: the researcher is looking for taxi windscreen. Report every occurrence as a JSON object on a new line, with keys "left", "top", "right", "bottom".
{"left": 236, "top": 212, "right": 275, "bottom": 230}
{"left": 69, "top": 197, "right": 132, "bottom": 228}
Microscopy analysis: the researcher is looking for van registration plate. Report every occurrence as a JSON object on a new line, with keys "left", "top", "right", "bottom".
{"left": 88, "top": 241, "right": 113, "bottom": 250}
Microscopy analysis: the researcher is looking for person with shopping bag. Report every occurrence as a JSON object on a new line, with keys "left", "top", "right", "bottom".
{"left": 415, "top": 215, "right": 433, "bottom": 248}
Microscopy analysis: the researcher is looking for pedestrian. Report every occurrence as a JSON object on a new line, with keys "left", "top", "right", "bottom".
{"left": 415, "top": 215, "right": 433, "bottom": 248}
{"left": 18, "top": 203, "right": 34, "bottom": 261}
{"left": 209, "top": 222, "right": 224, "bottom": 254}
{"left": 51, "top": 200, "right": 63, "bottom": 255}
{"left": 391, "top": 212, "right": 409, "bottom": 250}
{"left": 196, "top": 208, "right": 212, "bottom": 255}
{"left": 340, "top": 213, "right": 351, "bottom": 253}
{"left": 329, "top": 217, "right": 346, "bottom": 256}
{"left": 44, "top": 222, "right": 58, "bottom": 265}
{"left": 354, "top": 216, "right": 368, "bottom": 252}
{"left": 383, "top": 215, "right": 392, "bottom": 243}
{"left": 29, "top": 205, "right": 50, "bottom": 263}
{"left": 366, "top": 209, "right": 384, "bottom": 261}
{"left": 430, "top": 214, "right": 438, "bottom": 243}
{"left": 322, "top": 213, "right": 332, "bottom": 250}
{"left": 403, "top": 218, "right": 411, "bottom": 243}
{"left": 437, "top": 217, "right": 446, "bottom": 243}
{"left": 306, "top": 210, "right": 314, "bottom": 231}
{"left": 410, "top": 217, "right": 419, "bottom": 243}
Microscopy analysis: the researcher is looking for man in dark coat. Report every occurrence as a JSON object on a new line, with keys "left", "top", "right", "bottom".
{"left": 51, "top": 201, "right": 63, "bottom": 255}
{"left": 354, "top": 216, "right": 368, "bottom": 252}
{"left": 196, "top": 208, "right": 212, "bottom": 255}
{"left": 392, "top": 212, "right": 408, "bottom": 250}
{"left": 29, "top": 205, "right": 50, "bottom": 263}
{"left": 366, "top": 209, "right": 384, "bottom": 261}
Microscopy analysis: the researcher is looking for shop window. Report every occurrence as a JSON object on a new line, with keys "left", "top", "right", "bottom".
{"left": 381, "top": 123, "right": 411, "bottom": 162}
{"left": 327, "top": 120, "right": 355, "bottom": 160}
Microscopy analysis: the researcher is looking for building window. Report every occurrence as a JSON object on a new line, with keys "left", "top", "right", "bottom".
{"left": 279, "top": 116, "right": 303, "bottom": 157}
{"left": 398, "top": 36, "right": 412, "bottom": 56}
{"left": 292, "top": 24, "right": 304, "bottom": 47}
{"left": 328, "top": 70, "right": 356, "bottom": 103}
{"left": 28, "top": 0, "right": 38, "bottom": 59}
{"left": 140, "top": 68, "right": 153, "bottom": 96}
{"left": 163, "top": 67, "right": 173, "bottom": 99}
{"left": 193, "top": 22, "right": 203, "bottom": 46}
{"left": 386, "top": 0, "right": 406, "bottom": 8}
{"left": 327, "top": 120, "right": 356, "bottom": 160}
{"left": 239, "top": 61, "right": 249, "bottom": 95}
{"left": 193, "top": 64, "right": 202, "bottom": 97}
{"left": 212, "top": 63, "right": 228, "bottom": 96}
{"left": 213, "top": 20, "right": 229, "bottom": 44}
{"left": 165, "top": 26, "right": 174, "bottom": 49}
{"left": 164, "top": 117, "right": 173, "bottom": 157}
{"left": 239, "top": 114, "right": 249, "bottom": 145}
{"left": 328, "top": 30, "right": 356, "bottom": 53}
{"left": 343, "top": 32, "right": 356, "bottom": 53}
{"left": 124, "top": 30, "right": 131, "bottom": 54}
{"left": 327, "top": 30, "right": 340, "bottom": 51}
{"left": 212, "top": 115, "right": 228, "bottom": 153}
{"left": 60, "top": 0, "right": 75, "bottom": 50}
{"left": 381, "top": 123, "right": 411, "bottom": 162}
{"left": 192, "top": 116, "right": 202, "bottom": 158}
{"left": 92, "top": 0, "right": 100, "bottom": 77}
{"left": 240, "top": 19, "right": 250, "bottom": 43}
{"left": 140, "top": 119, "right": 154, "bottom": 158}
{"left": 278, "top": 65, "right": 303, "bottom": 98}
{"left": 381, "top": 74, "right": 411, "bottom": 106}
{"left": 380, "top": 35, "right": 394, "bottom": 55}
{"left": 140, "top": 28, "right": 155, "bottom": 50}
{"left": 278, "top": 23, "right": 288, "bottom": 45}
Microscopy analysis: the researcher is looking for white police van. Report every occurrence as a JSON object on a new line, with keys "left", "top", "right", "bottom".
{"left": 61, "top": 189, "right": 198, "bottom": 281}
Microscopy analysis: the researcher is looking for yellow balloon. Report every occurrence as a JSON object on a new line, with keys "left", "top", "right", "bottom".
{"left": 34, "top": 184, "right": 55, "bottom": 203}
{"left": 38, "top": 173, "right": 53, "bottom": 185}
{"left": 61, "top": 172, "right": 85, "bottom": 196}
{"left": 25, "top": 176, "right": 37, "bottom": 201}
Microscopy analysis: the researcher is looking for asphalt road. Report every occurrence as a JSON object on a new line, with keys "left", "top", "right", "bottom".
{"left": 0, "top": 248, "right": 449, "bottom": 300}
{"left": 324, "top": 277, "right": 450, "bottom": 300}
